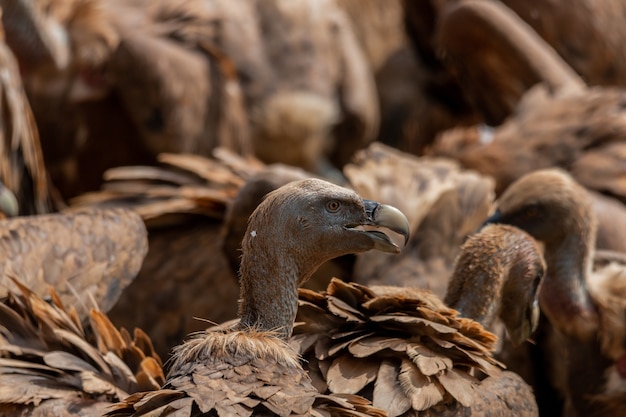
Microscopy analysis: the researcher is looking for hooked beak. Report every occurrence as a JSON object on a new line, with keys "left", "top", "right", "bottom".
{"left": 0, "top": 185, "right": 18, "bottom": 219}
{"left": 361, "top": 199, "right": 410, "bottom": 253}
{"left": 482, "top": 209, "right": 503, "bottom": 227}
{"left": 508, "top": 298, "right": 541, "bottom": 347}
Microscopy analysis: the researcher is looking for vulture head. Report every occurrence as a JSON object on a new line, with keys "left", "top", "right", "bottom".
{"left": 486, "top": 168, "right": 596, "bottom": 248}
{"left": 237, "top": 178, "right": 409, "bottom": 338}
{"left": 446, "top": 223, "right": 545, "bottom": 346}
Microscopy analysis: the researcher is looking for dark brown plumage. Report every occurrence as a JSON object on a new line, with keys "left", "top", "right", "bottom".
{"left": 0, "top": 208, "right": 147, "bottom": 321}
{"left": 484, "top": 169, "right": 626, "bottom": 416}
{"left": 0, "top": 279, "right": 164, "bottom": 417}
{"left": 292, "top": 223, "right": 543, "bottom": 416}
{"left": 107, "top": 178, "right": 408, "bottom": 416}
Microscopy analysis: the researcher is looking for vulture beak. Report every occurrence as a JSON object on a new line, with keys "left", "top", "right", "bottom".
{"left": 0, "top": 185, "right": 18, "bottom": 218}
{"left": 362, "top": 199, "right": 410, "bottom": 253}
{"left": 482, "top": 209, "right": 503, "bottom": 226}
{"left": 508, "top": 297, "right": 541, "bottom": 347}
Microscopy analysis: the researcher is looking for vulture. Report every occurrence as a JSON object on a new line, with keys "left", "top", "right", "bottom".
{"left": 0, "top": 279, "right": 164, "bottom": 416}
{"left": 221, "top": 142, "right": 495, "bottom": 298}
{"left": 0, "top": 206, "right": 147, "bottom": 322}
{"left": 105, "top": 178, "right": 407, "bottom": 416}
{"left": 484, "top": 169, "right": 626, "bottom": 417}
{"left": 292, "top": 222, "right": 543, "bottom": 416}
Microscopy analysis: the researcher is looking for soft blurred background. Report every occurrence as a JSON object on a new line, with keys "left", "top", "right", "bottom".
{"left": 2, "top": 1, "right": 626, "bottom": 415}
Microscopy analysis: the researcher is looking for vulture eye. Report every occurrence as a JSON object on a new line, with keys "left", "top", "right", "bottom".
{"left": 524, "top": 205, "right": 541, "bottom": 219}
{"left": 326, "top": 200, "right": 341, "bottom": 213}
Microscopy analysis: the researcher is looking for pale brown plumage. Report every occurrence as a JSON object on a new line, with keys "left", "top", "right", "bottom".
{"left": 0, "top": 279, "right": 164, "bottom": 417}
{"left": 107, "top": 178, "right": 408, "bottom": 416}
{"left": 292, "top": 223, "right": 543, "bottom": 416}
{"left": 0, "top": 207, "right": 147, "bottom": 321}
{"left": 484, "top": 169, "right": 626, "bottom": 416}
{"left": 494, "top": 0, "right": 626, "bottom": 88}
{"left": 421, "top": 1, "right": 626, "bottom": 252}
{"left": 426, "top": 1, "right": 626, "bottom": 201}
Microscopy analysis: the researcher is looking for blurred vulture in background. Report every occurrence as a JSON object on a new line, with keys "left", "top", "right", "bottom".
{"left": 419, "top": 0, "right": 626, "bottom": 252}
{"left": 3, "top": 0, "right": 378, "bottom": 199}
{"left": 401, "top": 0, "right": 626, "bottom": 152}
{"left": 0, "top": 207, "right": 147, "bottom": 322}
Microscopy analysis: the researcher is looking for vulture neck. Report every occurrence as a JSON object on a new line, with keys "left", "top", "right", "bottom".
{"left": 444, "top": 246, "right": 511, "bottom": 329}
{"left": 237, "top": 232, "right": 312, "bottom": 340}
{"left": 541, "top": 223, "right": 598, "bottom": 339}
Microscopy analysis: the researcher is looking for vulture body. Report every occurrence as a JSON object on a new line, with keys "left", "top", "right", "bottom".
{"left": 0, "top": 208, "right": 147, "bottom": 321}
{"left": 106, "top": 178, "right": 407, "bottom": 416}
{"left": 71, "top": 151, "right": 265, "bottom": 359}
{"left": 485, "top": 169, "right": 626, "bottom": 416}
{"left": 0, "top": 280, "right": 164, "bottom": 416}
{"left": 292, "top": 223, "right": 543, "bottom": 416}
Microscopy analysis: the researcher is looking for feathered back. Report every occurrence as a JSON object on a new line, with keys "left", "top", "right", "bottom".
{"left": 0, "top": 208, "right": 147, "bottom": 321}
{"left": 107, "top": 326, "right": 388, "bottom": 416}
{"left": 0, "top": 279, "right": 164, "bottom": 417}
{"left": 292, "top": 278, "right": 502, "bottom": 416}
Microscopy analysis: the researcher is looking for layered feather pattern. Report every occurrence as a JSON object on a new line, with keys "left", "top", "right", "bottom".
{"left": 0, "top": 279, "right": 164, "bottom": 416}
{"left": 291, "top": 278, "right": 503, "bottom": 416}
{"left": 106, "top": 327, "right": 387, "bottom": 417}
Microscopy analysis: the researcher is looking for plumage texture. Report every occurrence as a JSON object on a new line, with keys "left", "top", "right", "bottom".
{"left": 0, "top": 208, "right": 147, "bottom": 321}
{"left": 432, "top": 86, "right": 626, "bottom": 202}
{"left": 108, "top": 327, "right": 388, "bottom": 417}
{"left": 402, "top": 0, "right": 625, "bottom": 148}
{"left": 0, "top": 279, "right": 164, "bottom": 417}
{"left": 292, "top": 278, "right": 537, "bottom": 416}
{"left": 108, "top": 329, "right": 319, "bottom": 417}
